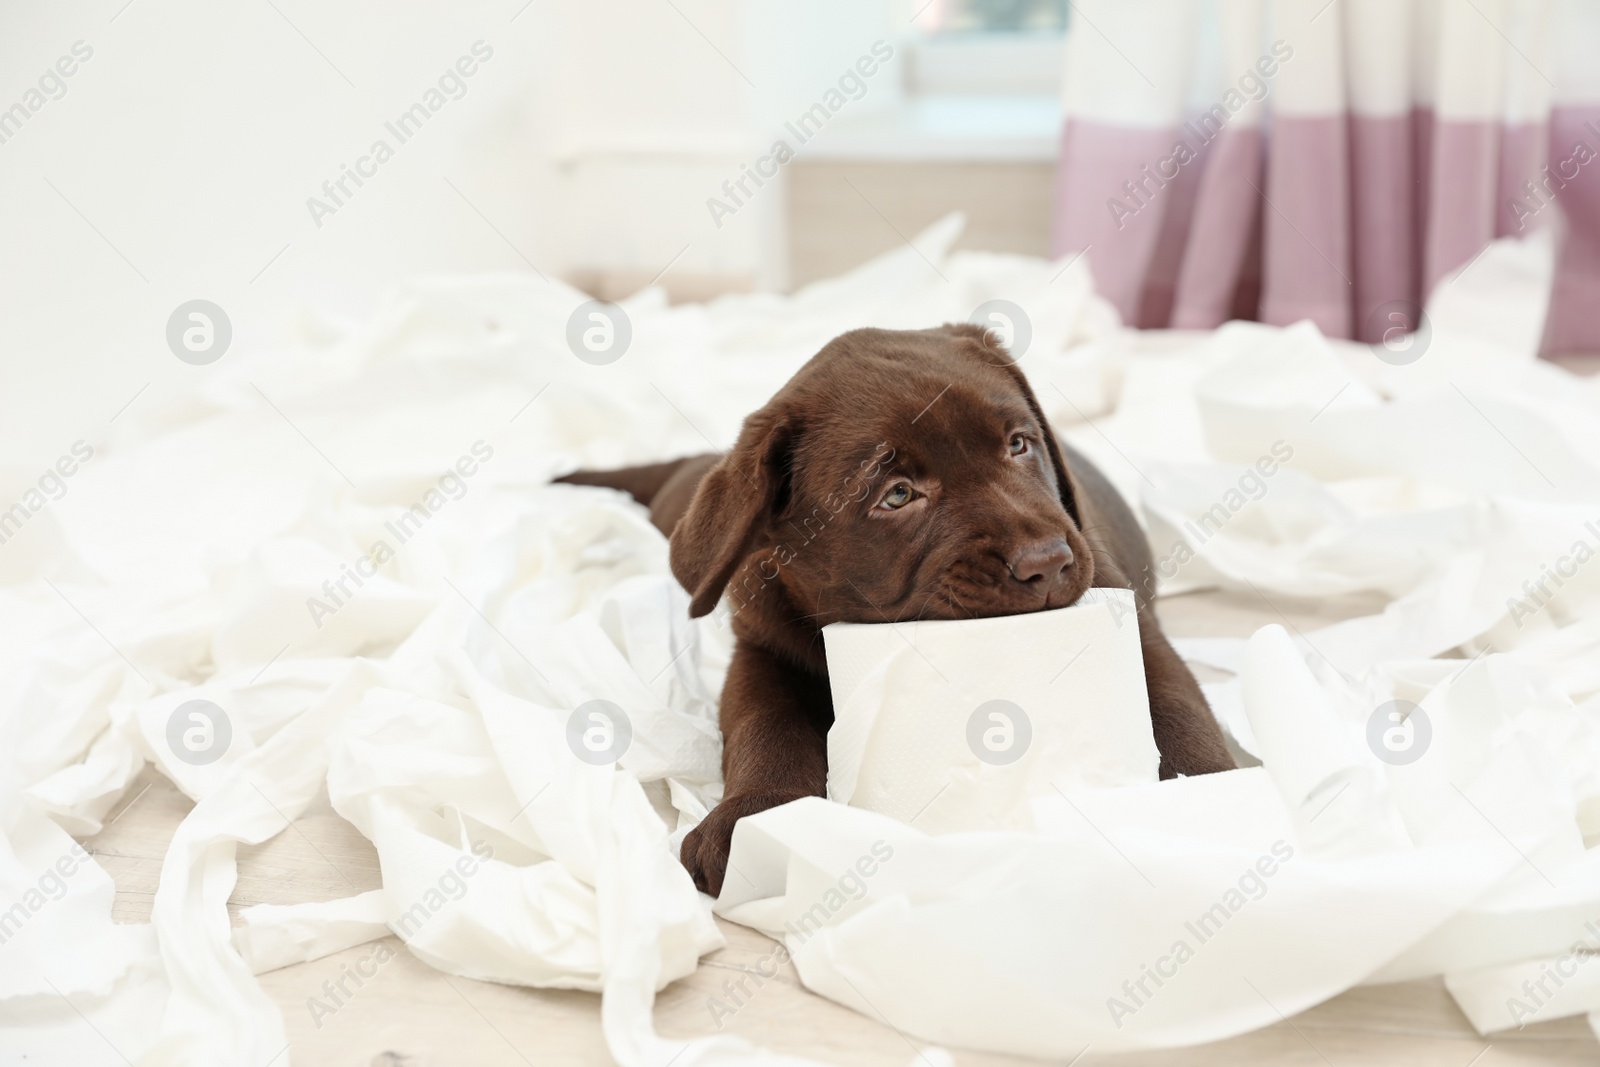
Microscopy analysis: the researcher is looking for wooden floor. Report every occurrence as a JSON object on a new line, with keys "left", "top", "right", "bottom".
{"left": 83, "top": 587, "right": 1599, "bottom": 1066}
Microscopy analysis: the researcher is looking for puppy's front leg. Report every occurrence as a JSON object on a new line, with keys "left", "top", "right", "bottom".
{"left": 1136, "top": 607, "right": 1235, "bottom": 778}
{"left": 680, "top": 641, "right": 832, "bottom": 897}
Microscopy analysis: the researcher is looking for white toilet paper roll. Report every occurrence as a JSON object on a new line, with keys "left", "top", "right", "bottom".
{"left": 822, "top": 588, "right": 1159, "bottom": 834}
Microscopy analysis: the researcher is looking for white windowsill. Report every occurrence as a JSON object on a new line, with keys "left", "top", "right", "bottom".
{"left": 793, "top": 93, "right": 1062, "bottom": 164}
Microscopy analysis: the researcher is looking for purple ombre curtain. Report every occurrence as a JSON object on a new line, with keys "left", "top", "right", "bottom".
{"left": 1051, "top": 0, "right": 1600, "bottom": 357}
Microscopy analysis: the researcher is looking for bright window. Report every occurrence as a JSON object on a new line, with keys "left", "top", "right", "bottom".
{"left": 920, "top": 0, "right": 1068, "bottom": 34}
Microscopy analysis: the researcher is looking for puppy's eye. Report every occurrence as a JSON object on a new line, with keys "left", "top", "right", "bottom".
{"left": 879, "top": 483, "right": 915, "bottom": 510}
{"left": 1008, "top": 433, "right": 1029, "bottom": 456}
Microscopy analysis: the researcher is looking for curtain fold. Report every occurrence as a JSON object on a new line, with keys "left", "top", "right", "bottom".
{"left": 1051, "top": 0, "right": 1600, "bottom": 356}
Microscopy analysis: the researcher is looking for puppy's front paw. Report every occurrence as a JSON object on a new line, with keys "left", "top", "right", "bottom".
{"left": 680, "top": 793, "right": 798, "bottom": 897}
{"left": 1149, "top": 693, "right": 1236, "bottom": 778}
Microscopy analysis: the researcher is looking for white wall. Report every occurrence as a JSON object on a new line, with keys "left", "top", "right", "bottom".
{"left": 0, "top": 0, "right": 901, "bottom": 464}
{"left": 533, "top": 0, "right": 901, "bottom": 289}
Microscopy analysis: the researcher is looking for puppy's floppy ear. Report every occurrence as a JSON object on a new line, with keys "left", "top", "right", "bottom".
{"left": 669, "top": 408, "right": 796, "bottom": 618}
{"left": 943, "top": 322, "right": 1083, "bottom": 525}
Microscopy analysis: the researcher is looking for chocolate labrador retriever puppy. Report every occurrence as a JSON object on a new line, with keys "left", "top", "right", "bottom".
{"left": 558, "top": 324, "right": 1233, "bottom": 895}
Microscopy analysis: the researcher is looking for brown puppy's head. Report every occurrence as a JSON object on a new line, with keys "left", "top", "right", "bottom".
{"left": 670, "top": 324, "right": 1094, "bottom": 637}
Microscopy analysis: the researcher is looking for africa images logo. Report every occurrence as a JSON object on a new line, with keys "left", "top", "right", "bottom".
{"left": 305, "top": 41, "right": 494, "bottom": 228}
{"left": 704, "top": 40, "right": 894, "bottom": 229}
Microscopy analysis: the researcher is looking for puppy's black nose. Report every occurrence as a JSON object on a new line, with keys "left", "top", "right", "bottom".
{"left": 1008, "top": 538, "right": 1073, "bottom": 583}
